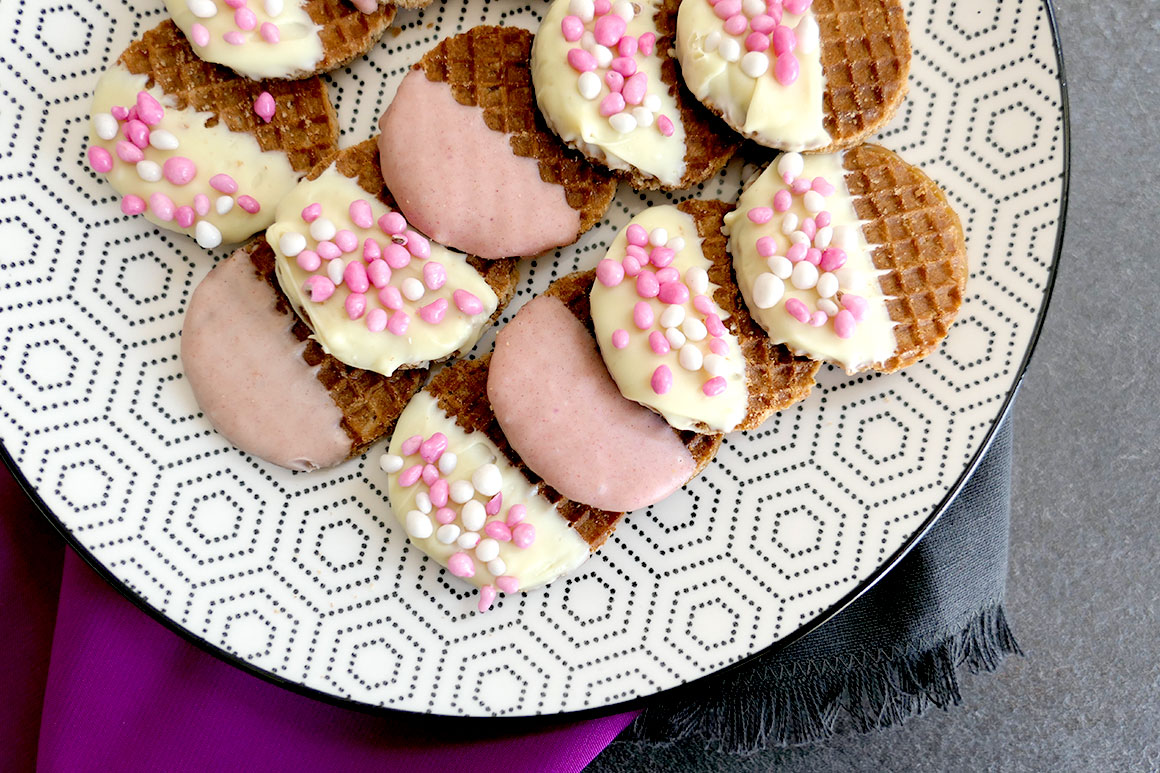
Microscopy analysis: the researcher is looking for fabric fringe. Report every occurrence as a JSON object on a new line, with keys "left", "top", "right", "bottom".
{"left": 621, "top": 604, "right": 1022, "bottom": 755}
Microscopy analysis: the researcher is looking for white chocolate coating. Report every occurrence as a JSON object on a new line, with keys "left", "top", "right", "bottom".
{"left": 532, "top": 0, "right": 687, "bottom": 187}
{"left": 386, "top": 392, "right": 592, "bottom": 591}
{"left": 269, "top": 166, "right": 500, "bottom": 377}
{"left": 591, "top": 206, "right": 748, "bottom": 432}
{"left": 90, "top": 65, "right": 301, "bottom": 245}
{"left": 675, "top": 1, "right": 829, "bottom": 151}
{"left": 165, "top": 0, "right": 323, "bottom": 80}
{"left": 725, "top": 152, "right": 895, "bottom": 372}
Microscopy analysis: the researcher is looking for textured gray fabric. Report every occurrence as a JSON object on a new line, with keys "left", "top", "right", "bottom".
{"left": 587, "top": 0, "right": 1160, "bottom": 769}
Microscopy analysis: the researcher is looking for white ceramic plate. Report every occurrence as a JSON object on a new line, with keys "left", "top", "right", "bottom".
{"left": 0, "top": 0, "right": 1065, "bottom": 716}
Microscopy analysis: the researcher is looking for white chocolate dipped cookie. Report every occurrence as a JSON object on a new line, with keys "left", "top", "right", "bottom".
{"left": 165, "top": 0, "right": 398, "bottom": 80}
{"left": 725, "top": 145, "right": 967, "bottom": 373}
{"left": 531, "top": 0, "right": 741, "bottom": 190}
{"left": 591, "top": 201, "right": 819, "bottom": 434}
{"left": 675, "top": 0, "right": 910, "bottom": 152}
{"left": 268, "top": 139, "right": 520, "bottom": 377}
{"left": 86, "top": 21, "right": 338, "bottom": 250}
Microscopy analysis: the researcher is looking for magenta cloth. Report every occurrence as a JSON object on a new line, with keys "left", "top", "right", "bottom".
{"left": 0, "top": 464, "right": 637, "bottom": 772}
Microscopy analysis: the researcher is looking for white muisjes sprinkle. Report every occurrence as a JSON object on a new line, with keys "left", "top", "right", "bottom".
{"left": 135, "top": 160, "right": 162, "bottom": 182}
{"left": 436, "top": 524, "right": 460, "bottom": 545}
{"left": 684, "top": 266, "right": 709, "bottom": 294}
{"left": 777, "top": 152, "right": 804, "bottom": 180}
{"left": 791, "top": 260, "right": 819, "bottom": 290}
{"left": 401, "top": 277, "right": 425, "bottom": 301}
{"left": 471, "top": 463, "right": 503, "bottom": 497}
{"left": 803, "top": 191, "right": 825, "bottom": 213}
{"left": 643, "top": 94, "right": 662, "bottom": 112}
{"left": 570, "top": 0, "right": 595, "bottom": 22}
{"left": 648, "top": 227, "right": 668, "bottom": 247}
{"left": 327, "top": 258, "right": 346, "bottom": 285}
{"left": 768, "top": 255, "right": 793, "bottom": 279}
{"left": 816, "top": 272, "right": 839, "bottom": 298}
{"left": 149, "top": 129, "right": 179, "bottom": 150}
{"left": 415, "top": 491, "right": 432, "bottom": 514}
{"left": 449, "top": 479, "right": 475, "bottom": 503}
{"left": 437, "top": 452, "right": 457, "bottom": 476}
{"left": 740, "top": 51, "right": 770, "bottom": 78}
{"left": 215, "top": 195, "right": 235, "bottom": 215}
{"left": 187, "top": 0, "right": 217, "bottom": 18}
{"left": 659, "top": 304, "right": 685, "bottom": 329}
{"left": 278, "top": 231, "right": 306, "bottom": 257}
{"left": 94, "top": 113, "right": 118, "bottom": 140}
{"left": 632, "top": 107, "right": 654, "bottom": 128}
{"left": 718, "top": 37, "right": 741, "bottom": 63}
{"left": 817, "top": 298, "right": 840, "bottom": 316}
{"left": 593, "top": 45, "right": 613, "bottom": 68}
{"left": 612, "top": 0, "right": 634, "bottom": 21}
{"left": 264, "top": 0, "right": 284, "bottom": 15}
{"left": 578, "top": 71, "right": 601, "bottom": 100}
{"left": 682, "top": 317, "right": 707, "bottom": 342}
{"left": 457, "top": 530, "right": 481, "bottom": 550}
{"left": 703, "top": 353, "right": 727, "bottom": 377}
{"left": 475, "top": 538, "right": 500, "bottom": 563}
{"left": 704, "top": 30, "right": 722, "bottom": 53}
{"left": 461, "top": 500, "right": 487, "bottom": 532}
{"left": 195, "top": 221, "right": 222, "bottom": 249}
{"left": 405, "top": 510, "right": 433, "bottom": 539}
{"left": 665, "top": 326, "right": 686, "bottom": 349}
{"left": 309, "top": 217, "right": 336, "bottom": 242}
{"left": 487, "top": 558, "right": 507, "bottom": 577}
{"left": 610, "top": 112, "right": 637, "bottom": 134}
{"left": 678, "top": 343, "right": 703, "bottom": 372}
{"left": 752, "top": 273, "right": 785, "bottom": 309}
{"left": 795, "top": 15, "right": 820, "bottom": 54}
{"left": 379, "top": 453, "right": 403, "bottom": 473}
{"left": 581, "top": 30, "right": 596, "bottom": 51}
{"left": 814, "top": 225, "right": 833, "bottom": 248}
{"left": 667, "top": 236, "right": 686, "bottom": 252}
{"left": 790, "top": 230, "right": 811, "bottom": 247}
{"left": 742, "top": 0, "right": 764, "bottom": 14}
{"left": 780, "top": 213, "right": 799, "bottom": 235}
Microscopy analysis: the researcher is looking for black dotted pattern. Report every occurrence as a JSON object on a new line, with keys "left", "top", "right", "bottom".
{"left": 0, "top": 0, "right": 1063, "bottom": 716}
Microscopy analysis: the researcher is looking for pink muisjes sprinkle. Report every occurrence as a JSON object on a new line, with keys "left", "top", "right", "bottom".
{"left": 809, "top": 310, "right": 828, "bottom": 327}
{"left": 317, "top": 240, "right": 341, "bottom": 261}
{"left": 254, "top": 91, "right": 276, "bottom": 123}
{"left": 422, "top": 261, "right": 447, "bottom": 290}
{"left": 398, "top": 464, "right": 423, "bottom": 487}
{"left": 638, "top": 31, "right": 656, "bottom": 55}
{"left": 191, "top": 23, "right": 210, "bottom": 47}
{"left": 650, "top": 247, "right": 675, "bottom": 267}
{"left": 210, "top": 173, "right": 238, "bottom": 194}
{"left": 349, "top": 199, "right": 373, "bottom": 229}
{"left": 235, "top": 6, "right": 257, "bottom": 30}
{"left": 511, "top": 523, "right": 536, "bottom": 549}
{"left": 597, "top": 258, "right": 624, "bottom": 287}
{"left": 773, "top": 189, "right": 792, "bottom": 212}
{"left": 611, "top": 328, "right": 629, "bottom": 349}
{"left": 704, "top": 313, "right": 726, "bottom": 337}
{"left": 633, "top": 301, "right": 654, "bottom": 330}
{"left": 194, "top": 194, "right": 211, "bottom": 216}
{"left": 648, "top": 330, "right": 670, "bottom": 355}
{"left": 815, "top": 211, "right": 832, "bottom": 228}
{"left": 621, "top": 72, "right": 647, "bottom": 105}
{"left": 485, "top": 492, "right": 503, "bottom": 516}
{"left": 383, "top": 242, "right": 410, "bottom": 269}
{"left": 724, "top": 13, "right": 748, "bottom": 36}
{"left": 115, "top": 140, "right": 143, "bottom": 164}
{"left": 693, "top": 294, "right": 714, "bottom": 315}
{"left": 366, "top": 307, "right": 387, "bottom": 332}
{"left": 655, "top": 267, "right": 679, "bottom": 284}
{"left": 447, "top": 552, "right": 474, "bottom": 578}
{"left": 110, "top": 105, "right": 128, "bottom": 121}
{"left": 495, "top": 576, "right": 519, "bottom": 594}
{"left": 428, "top": 479, "right": 449, "bottom": 507}
{"left": 651, "top": 365, "right": 673, "bottom": 395}
{"left": 478, "top": 585, "right": 496, "bottom": 613}
{"left": 419, "top": 298, "right": 448, "bottom": 325}
{"left": 124, "top": 119, "right": 149, "bottom": 149}
{"left": 702, "top": 376, "right": 727, "bottom": 396}
{"left": 260, "top": 22, "right": 280, "bottom": 43}
{"left": 343, "top": 261, "right": 369, "bottom": 293}
{"left": 401, "top": 434, "right": 423, "bottom": 455}
{"left": 135, "top": 91, "right": 164, "bottom": 126}
{"left": 561, "top": 14, "right": 584, "bottom": 41}
{"left": 805, "top": 247, "right": 822, "bottom": 265}
{"left": 708, "top": 337, "right": 728, "bottom": 356}
{"left": 618, "top": 35, "right": 638, "bottom": 57}
{"left": 334, "top": 229, "right": 358, "bottom": 253}
{"left": 506, "top": 504, "right": 527, "bottom": 526}
{"left": 756, "top": 236, "right": 777, "bottom": 257}
{"left": 626, "top": 223, "right": 649, "bottom": 247}
{"left": 713, "top": 0, "right": 740, "bottom": 19}
{"left": 367, "top": 259, "right": 391, "bottom": 287}
{"left": 453, "top": 289, "right": 483, "bottom": 315}
{"left": 812, "top": 177, "right": 835, "bottom": 196}
{"left": 751, "top": 13, "right": 776, "bottom": 33}
{"left": 223, "top": 30, "right": 244, "bottom": 45}
{"left": 567, "top": 47, "right": 598, "bottom": 73}
{"left": 149, "top": 192, "right": 175, "bottom": 221}
{"left": 658, "top": 281, "right": 689, "bottom": 305}
{"left": 790, "top": 178, "right": 811, "bottom": 195}
{"left": 435, "top": 507, "right": 457, "bottom": 525}
{"left": 345, "top": 292, "right": 366, "bottom": 320}
{"left": 622, "top": 255, "right": 642, "bottom": 277}
{"left": 785, "top": 297, "right": 810, "bottom": 323}
{"left": 819, "top": 247, "right": 847, "bottom": 272}
{"left": 657, "top": 115, "right": 675, "bottom": 137}
{"left": 775, "top": 52, "right": 800, "bottom": 85}
{"left": 605, "top": 71, "right": 624, "bottom": 93}
{"left": 800, "top": 217, "right": 817, "bottom": 240}
{"left": 175, "top": 206, "right": 195, "bottom": 228}
{"left": 485, "top": 521, "right": 512, "bottom": 542}
{"left": 746, "top": 32, "right": 771, "bottom": 52}
{"left": 304, "top": 275, "right": 335, "bottom": 303}
{"left": 404, "top": 230, "right": 430, "bottom": 259}
{"left": 387, "top": 310, "right": 410, "bottom": 335}
{"left": 363, "top": 238, "right": 382, "bottom": 262}
{"left": 786, "top": 243, "right": 807, "bottom": 262}
{"left": 421, "top": 463, "right": 439, "bottom": 486}
{"left": 772, "top": 25, "right": 796, "bottom": 55}
{"left": 162, "top": 156, "right": 197, "bottom": 186}
{"left": 747, "top": 206, "right": 773, "bottom": 224}
{"left": 636, "top": 271, "right": 659, "bottom": 299}
{"left": 626, "top": 245, "right": 648, "bottom": 263}
{"left": 236, "top": 195, "right": 260, "bottom": 214}
{"left": 834, "top": 309, "right": 856, "bottom": 338}
{"left": 593, "top": 14, "right": 626, "bottom": 46}
{"left": 88, "top": 146, "right": 113, "bottom": 173}
{"left": 301, "top": 202, "right": 322, "bottom": 222}
{"left": 297, "top": 250, "right": 321, "bottom": 272}
{"left": 378, "top": 211, "right": 406, "bottom": 235}
{"left": 784, "top": 0, "right": 812, "bottom": 13}
{"left": 599, "top": 92, "right": 626, "bottom": 117}
{"left": 610, "top": 56, "right": 637, "bottom": 77}
{"left": 841, "top": 293, "right": 868, "bottom": 322}
{"left": 120, "top": 194, "right": 146, "bottom": 215}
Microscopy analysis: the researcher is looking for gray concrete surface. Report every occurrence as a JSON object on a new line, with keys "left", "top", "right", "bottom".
{"left": 589, "top": 1, "right": 1160, "bottom": 770}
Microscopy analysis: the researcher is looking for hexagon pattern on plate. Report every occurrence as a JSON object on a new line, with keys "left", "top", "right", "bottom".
{"left": 0, "top": 0, "right": 1064, "bottom": 715}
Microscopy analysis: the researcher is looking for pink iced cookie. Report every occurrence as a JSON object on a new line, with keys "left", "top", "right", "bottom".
{"left": 377, "top": 27, "right": 617, "bottom": 260}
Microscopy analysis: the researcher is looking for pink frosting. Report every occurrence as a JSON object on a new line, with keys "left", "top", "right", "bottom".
{"left": 377, "top": 70, "right": 581, "bottom": 260}
{"left": 181, "top": 248, "right": 351, "bottom": 471}
{"left": 487, "top": 295, "right": 695, "bottom": 512}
